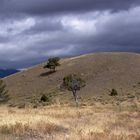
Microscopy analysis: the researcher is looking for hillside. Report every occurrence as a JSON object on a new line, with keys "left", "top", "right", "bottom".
{"left": 3, "top": 52, "right": 140, "bottom": 106}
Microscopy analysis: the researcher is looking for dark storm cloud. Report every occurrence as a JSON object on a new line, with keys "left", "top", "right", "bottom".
{"left": 0, "top": 36, "right": 10, "bottom": 43}
{"left": 0, "top": 0, "right": 140, "bottom": 16}
{"left": 74, "top": 9, "right": 140, "bottom": 53}
{"left": 0, "top": 0, "right": 140, "bottom": 69}
{"left": 24, "top": 17, "right": 63, "bottom": 34}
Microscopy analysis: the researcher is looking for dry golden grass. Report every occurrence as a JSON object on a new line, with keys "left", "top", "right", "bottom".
{"left": 1, "top": 53, "right": 140, "bottom": 139}
{"left": 0, "top": 104, "right": 140, "bottom": 140}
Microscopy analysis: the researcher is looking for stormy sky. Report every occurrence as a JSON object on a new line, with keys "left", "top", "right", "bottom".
{"left": 0, "top": 0, "right": 140, "bottom": 69}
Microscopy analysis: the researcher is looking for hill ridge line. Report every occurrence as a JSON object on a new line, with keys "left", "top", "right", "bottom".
{"left": 3, "top": 52, "right": 140, "bottom": 79}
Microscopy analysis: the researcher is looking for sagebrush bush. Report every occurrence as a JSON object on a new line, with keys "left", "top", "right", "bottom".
{"left": 110, "top": 89, "right": 118, "bottom": 96}
{"left": 40, "top": 94, "right": 50, "bottom": 102}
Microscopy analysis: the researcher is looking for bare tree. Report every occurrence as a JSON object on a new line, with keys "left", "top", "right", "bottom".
{"left": 61, "top": 74, "right": 86, "bottom": 106}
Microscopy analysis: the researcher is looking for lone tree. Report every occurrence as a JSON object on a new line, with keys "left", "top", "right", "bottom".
{"left": 0, "top": 79, "right": 9, "bottom": 103}
{"left": 44, "top": 57, "right": 60, "bottom": 72}
{"left": 61, "top": 74, "right": 86, "bottom": 106}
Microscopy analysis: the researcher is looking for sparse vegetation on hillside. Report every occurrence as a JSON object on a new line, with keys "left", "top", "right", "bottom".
{"left": 62, "top": 74, "right": 86, "bottom": 106}
{"left": 3, "top": 53, "right": 140, "bottom": 105}
{"left": 0, "top": 53, "right": 140, "bottom": 139}
{"left": 44, "top": 57, "right": 60, "bottom": 72}
{"left": 0, "top": 79, "right": 9, "bottom": 103}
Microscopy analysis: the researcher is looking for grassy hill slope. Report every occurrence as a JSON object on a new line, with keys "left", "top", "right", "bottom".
{"left": 3, "top": 52, "right": 140, "bottom": 106}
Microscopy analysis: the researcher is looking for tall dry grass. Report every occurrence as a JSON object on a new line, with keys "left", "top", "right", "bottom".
{"left": 0, "top": 104, "right": 139, "bottom": 140}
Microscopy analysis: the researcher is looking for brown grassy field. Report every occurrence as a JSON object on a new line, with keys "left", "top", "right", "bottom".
{"left": 0, "top": 103, "right": 140, "bottom": 140}
{"left": 1, "top": 52, "right": 140, "bottom": 140}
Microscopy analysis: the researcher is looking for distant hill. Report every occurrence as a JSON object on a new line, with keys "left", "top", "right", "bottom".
{"left": 0, "top": 69, "right": 19, "bottom": 78}
{"left": 3, "top": 52, "right": 140, "bottom": 105}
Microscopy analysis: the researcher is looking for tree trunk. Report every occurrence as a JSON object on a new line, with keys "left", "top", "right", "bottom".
{"left": 72, "top": 90, "right": 78, "bottom": 107}
{"left": 53, "top": 67, "right": 56, "bottom": 72}
{"left": 51, "top": 66, "right": 56, "bottom": 72}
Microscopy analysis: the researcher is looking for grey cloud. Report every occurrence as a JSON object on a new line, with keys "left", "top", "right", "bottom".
{"left": 0, "top": 0, "right": 140, "bottom": 16}
{"left": 0, "top": 1, "right": 140, "bottom": 69}
{"left": 0, "top": 36, "right": 10, "bottom": 43}
{"left": 25, "top": 17, "right": 63, "bottom": 35}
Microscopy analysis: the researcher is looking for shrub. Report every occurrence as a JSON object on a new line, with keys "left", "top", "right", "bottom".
{"left": 33, "top": 104, "right": 38, "bottom": 108}
{"left": 40, "top": 94, "right": 50, "bottom": 102}
{"left": 18, "top": 103, "right": 26, "bottom": 109}
{"left": 110, "top": 89, "right": 118, "bottom": 96}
